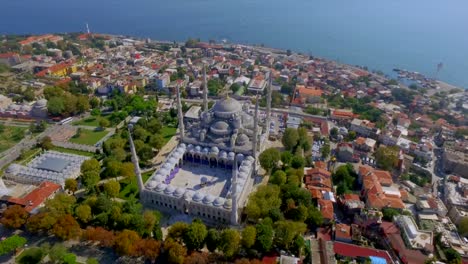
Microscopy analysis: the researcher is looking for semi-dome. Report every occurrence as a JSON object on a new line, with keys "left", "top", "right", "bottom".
{"left": 193, "top": 192, "right": 204, "bottom": 202}
{"left": 34, "top": 99, "right": 47, "bottom": 108}
{"left": 210, "top": 146, "right": 219, "bottom": 153}
{"left": 236, "top": 134, "right": 249, "bottom": 145}
{"left": 214, "top": 197, "right": 225, "bottom": 207}
{"left": 203, "top": 194, "right": 215, "bottom": 204}
{"left": 210, "top": 121, "right": 231, "bottom": 135}
{"left": 155, "top": 183, "right": 167, "bottom": 192}
{"left": 212, "top": 97, "right": 242, "bottom": 115}
{"left": 228, "top": 152, "right": 235, "bottom": 160}
{"left": 218, "top": 151, "right": 227, "bottom": 159}
{"left": 164, "top": 185, "right": 175, "bottom": 195}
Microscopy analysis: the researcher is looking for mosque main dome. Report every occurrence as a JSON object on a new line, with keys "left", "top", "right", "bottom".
{"left": 212, "top": 97, "right": 242, "bottom": 117}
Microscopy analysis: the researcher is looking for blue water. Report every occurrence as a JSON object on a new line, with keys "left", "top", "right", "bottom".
{"left": 1, "top": 0, "right": 468, "bottom": 88}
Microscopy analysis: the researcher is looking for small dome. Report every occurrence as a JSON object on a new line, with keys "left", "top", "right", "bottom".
{"left": 214, "top": 197, "right": 225, "bottom": 207}
{"left": 203, "top": 195, "right": 215, "bottom": 204}
{"left": 155, "top": 183, "right": 167, "bottom": 192}
{"left": 179, "top": 143, "right": 186, "bottom": 148}
{"left": 202, "top": 147, "right": 209, "bottom": 154}
{"left": 223, "top": 199, "right": 232, "bottom": 209}
{"left": 147, "top": 180, "right": 157, "bottom": 189}
{"left": 162, "top": 163, "right": 172, "bottom": 170}
{"left": 187, "top": 144, "right": 194, "bottom": 150}
{"left": 228, "top": 152, "right": 235, "bottom": 160}
{"left": 238, "top": 171, "right": 248, "bottom": 179}
{"left": 164, "top": 185, "right": 175, "bottom": 195}
{"left": 193, "top": 192, "right": 204, "bottom": 202}
{"left": 240, "top": 165, "right": 249, "bottom": 173}
{"left": 174, "top": 187, "right": 185, "bottom": 197}
{"left": 218, "top": 151, "right": 227, "bottom": 159}
{"left": 195, "top": 146, "right": 202, "bottom": 152}
{"left": 183, "top": 190, "right": 194, "bottom": 200}
{"left": 212, "top": 97, "right": 242, "bottom": 115}
{"left": 212, "top": 121, "right": 229, "bottom": 130}
{"left": 236, "top": 153, "right": 245, "bottom": 161}
{"left": 168, "top": 158, "right": 178, "bottom": 164}
{"left": 154, "top": 175, "right": 165, "bottom": 182}
{"left": 211, "top": 146, "right": 219, "bottom": 153}
{"left": 6, "top": 164, "right": 20, "bottom": 174}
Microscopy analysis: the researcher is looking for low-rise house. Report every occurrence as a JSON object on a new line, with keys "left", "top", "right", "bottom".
{"left": 291, "top": 85, "right": 322, "bottom": 105}
{"left": 337, "top": 143, "right": 357, "bottom": 162}
{"left": 339, "top": 194, "right": 365, "bottom": 216}
{"left": 8, "top": 181, "right": 61, "bottom": 214}
{"left": 394, "top": 215, "right": 434, "bottom": 253}
{"left": 350, "top": 118, "right": 381, "bottom": 139}
{"left": 353, "top": 137, "right": 376, "bottom": 152}
{"left": 334, "top": 242, "right": 394, "bottom": 264}
{"left": 319, "top": 199, "right": 334, "bottom": 223}
{"left": 334, "top": 223, "right": 352, "bottom": 243}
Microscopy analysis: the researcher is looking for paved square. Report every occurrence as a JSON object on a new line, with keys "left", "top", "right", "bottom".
{"left": 171, "top": 163, "right": 232, "bottom": 198}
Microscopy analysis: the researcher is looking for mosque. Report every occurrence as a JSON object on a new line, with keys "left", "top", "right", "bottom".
{"left": 131, "top": 67, "right": 272, "bottom": 225}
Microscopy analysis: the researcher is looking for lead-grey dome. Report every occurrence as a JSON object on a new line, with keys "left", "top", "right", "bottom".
{"left": 212, "top": 97, "right": 242, "bottom": 115}
{"left": 35, "top": 99, "right": 47, "bottom": 108}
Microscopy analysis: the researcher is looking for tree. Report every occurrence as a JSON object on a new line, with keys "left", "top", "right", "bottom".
{"left": 0, "top": 205, "right": 29, "bottom": 229}
{"left": 81, "top": 158, "right": 101, "bottom": 174}
{"left": 375, "top": 146, "right": 399, "bottom": 171}
{"left": 65, "top": 178, "right": 78, "bottom": 195}
{"left": 444, "top": 248, "right": 461, "bottom": 264}
{"left": 282, "top": 128, "right": 299, "bottom": 150}
{"left": 207, "top": 79, "right": 223, "bottom": 96}
{"left": 273, "top": 220, "right": 307, "bottom": 250}
{"left": 458, "top": 217, "right": 468, "bottom": 236}
{"left": 89, "top": 97, "right": 100, "bottom": 109}
{"left": 330, "top": 127, "right": 338, "bottom": 138}
{"left": 149, "top": 134, "right": 165, "bottom": 150}
{"left": 75, "top": 204, "right": 92, "bottom": 223}
{"left": 114, "top": 230, "right": 140, "bottom": 256}
{"left": 26, "top": 212, "right": 57, "bottom": 233}
{"left": 120, "top": 162, "right": 135, "bottom": 178}
{"left": 241, "top": 226, "right": 257, "bottom": 250}
{"left": 140, "top": 210, "right": 161, "bottom": 237}
{"left": 348, "top": 131, "right": 357, "bottom": 141}
{"left": 219, "top": 229, "right": 240, "bottom": 258}
{"left": 105, "top": 159, "right": 122, "bottom": 177}
{"left": 82, "top": 227, "right": 115, "bottom": 247}
{"left": 255, "top": 218, "right": 274, "bottom": 253}
{"left": 86, "top": 258, "right": 99, "bottom": 264}
{"left": 76, "top": 95, "right": 90, "bottom": 113}
{"left": 81, "top": 171, "right": 100, "bottom": 192}
{"left": 167, "top": 222, "right": 189, "bottom": 242}
{"left": 291, "top": 155, "right": 305, "bottom": 169}
{"left": 48, "top": 243, "right": 68, "bottom": 264}
{"left": 0, "top": 235, "right": 27, "bottom": 256}
{"left": 270, "top": 170, "right": 287, "bottom": 186}
{"left": 259, "top": 148, "right": 280, "bottom": 173}
{"left": 164, "top": 238, "right": 187, "bottom": 264}
{"left": 183, "top": 219, "right": 208, "bottom": 251}
{"left": 47, "top": 97, "right": 65, "bottom": 116}
{"left": 382, "top": 208, "right": 400, "bottom": 221}
{"left": 99, "top": 118, "right": 110, "bottom": 129}
{"left": 281, "top": 151, "right": 293, "bottom": 166}
{"left": 104, "top": 180, "right": 120, "bottom": 198}
{"left": 306, "top": 206, "right": 323, "bottom": 228}
{"left": 39, "top": 136, "right": 54, "bottom": 150}
{"left": 185, "top": 252, "right": 210, "bottom": 264}
{"left": 44, "top": 193, "right": 76, "bottom": 218}
{"left": 135, "top": 238, "right": 161, "bottom": 260}
{"left": 245, "top": 185, "right": 281, "bottom": 220}
{"left": 52, "top": 214, "right": 81, "bottom": 240}
{"left": 205, "top": 229, "right": 220, "bottom": 252}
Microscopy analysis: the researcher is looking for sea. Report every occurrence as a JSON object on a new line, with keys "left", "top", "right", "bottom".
{"left": 1, "top": 0, "right": 468, "bottom": 88}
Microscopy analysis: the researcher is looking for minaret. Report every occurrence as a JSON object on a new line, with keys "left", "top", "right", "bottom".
{"left": 176, "top": 85, "right": 185, "bottom": 140}
{"left": 265, "top": 71, "right": 272, "bottom": 137}
{"left": 252, "top": 94, "right": 259, "bottom": 164}
{"left": 231, "top": 156, "right": 238, "bottom": 225}
{"left": 203, "top": 64, "right": 208, "bottom": 112}
{"left": 128, "top": 129, "right": 144, "bottom": 192}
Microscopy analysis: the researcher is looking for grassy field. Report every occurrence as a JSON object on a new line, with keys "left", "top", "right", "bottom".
{"left": 72, "top": 116, "right": 112, "bottom": 127}
{"left": 50, "top": 146, "right": 95, "bottom": 157}
{"left": 160, "top": 126, "right": 177, "bottom": 144}
{"left": 69, "top": 128, "right": 109, "bottom": 146}
{"left": 0, "top": 126, "right": 28, "bottom": 153}
{"left": 118, "top": 171, "right": 153, "bottom": 200}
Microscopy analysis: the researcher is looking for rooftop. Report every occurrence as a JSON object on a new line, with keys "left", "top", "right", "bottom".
{"left": 34, "top": 157, "right": 71, "bottom": 173}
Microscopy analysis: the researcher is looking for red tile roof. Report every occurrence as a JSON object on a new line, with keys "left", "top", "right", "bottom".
{"left": 8, "top": 182, "right": 61, "bottom": 213}
{"left": 319, "top": 199, "right": 334, "bottom": 220}
{"left": 335, "top": 224, "right": 352, "bottom": 240}
{"left": 334, "top": 242, "right": 393, "bottom": 263}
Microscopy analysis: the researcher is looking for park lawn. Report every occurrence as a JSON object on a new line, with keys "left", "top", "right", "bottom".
{"left": 160, "top": 126, "right": 177, "bottom": 144}
{"left": 69, "top": 128, "right": 109, "bottom": 146}
{"left": 50, "top": 146, "right": 95, "bottom": 157}
{"left": 118, "top": 171, "right": 153, "bottom": 200}
{"left": 72, "top": 116, "right": 111, "bottom": 127}
{"left": 0, "top": 126, "right": 28, "bottom": 153}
